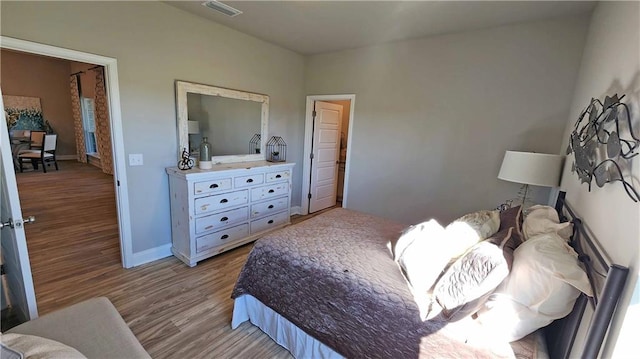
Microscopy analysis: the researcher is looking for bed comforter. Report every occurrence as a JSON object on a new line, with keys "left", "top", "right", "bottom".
{"left": 232, "top": 208, "right": 506, "bottom": 358}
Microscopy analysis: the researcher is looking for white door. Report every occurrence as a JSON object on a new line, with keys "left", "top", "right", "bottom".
{"left": 309, "top": 101, "right": 342, "bottom": 213}
{"left": 0, "top": 89, "right": 38, "bottom": 322}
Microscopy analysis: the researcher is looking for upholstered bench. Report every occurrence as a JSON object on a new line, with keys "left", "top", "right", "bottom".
{"left": 4, "top": 297, "right": 150, "bottom": 359}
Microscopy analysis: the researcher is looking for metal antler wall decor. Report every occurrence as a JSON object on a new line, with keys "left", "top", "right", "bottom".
{"left": 567, "top": 94, "right": 639, "bottom": 202}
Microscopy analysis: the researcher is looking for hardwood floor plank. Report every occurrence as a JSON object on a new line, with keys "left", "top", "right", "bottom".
{"left": 15, "top": 161, "right": 303, "bottom": 358}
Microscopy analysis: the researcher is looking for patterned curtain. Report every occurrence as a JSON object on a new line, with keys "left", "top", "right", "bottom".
{"left": 93, "top": 67, "right": 114, "bottom": 175}
{"left": 70, "top": 74, "right": 87, "bottom": 163}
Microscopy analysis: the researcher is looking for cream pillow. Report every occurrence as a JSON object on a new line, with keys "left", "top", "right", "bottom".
{"left": 0, "top": 333, "right": 87, "bottom": 359}
{"left": 475, "top": 232, "right": 592, "bottom": 342}
{"left": 522, "top": 205, "right": 573, "bottom": 241}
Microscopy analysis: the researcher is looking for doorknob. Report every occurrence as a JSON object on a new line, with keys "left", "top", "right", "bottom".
{"left": 0, "top": 216, "right": 35, "bottom": 229}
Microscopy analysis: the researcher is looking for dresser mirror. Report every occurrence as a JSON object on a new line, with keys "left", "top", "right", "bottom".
{"left": 176, "top": 80, "right": 269, "bottom": 164}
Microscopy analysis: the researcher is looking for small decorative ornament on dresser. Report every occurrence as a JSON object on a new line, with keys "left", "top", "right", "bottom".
{"left": 266, "top": 136, "right": 287, "bottom": 162}
{"left": 199, "top": 137, "right": 212, "bottom": 170}
{"left": 178, "top": 148, "right": 194, "bottom": 170}
{"left": 567, "top": 94, "right": 640, "bottom": 202}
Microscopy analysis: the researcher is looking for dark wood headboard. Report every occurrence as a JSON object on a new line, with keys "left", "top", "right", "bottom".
{"left": 545, "top": 191, "right": 629, "bottom": 358}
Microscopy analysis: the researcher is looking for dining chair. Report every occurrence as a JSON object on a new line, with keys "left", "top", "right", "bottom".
{"left": 18, "top": 134, "right": 59, "bottom": 173}
{"left": 29, "top": 130, "right": 46, "bottom": 150}
{"left": 17, "top": 130, "right": 47, "bottom": 155}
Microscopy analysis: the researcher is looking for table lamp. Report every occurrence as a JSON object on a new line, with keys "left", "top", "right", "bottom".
{"left": 498, "top": 151, "right": 564, "bottom": 207}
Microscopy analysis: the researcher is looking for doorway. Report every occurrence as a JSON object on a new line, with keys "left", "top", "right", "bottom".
{"left": 301, "top": 95, "right": 355, "bottom": 215}
{"left": 0, "top": 36, "right": 133, "bottom": 268}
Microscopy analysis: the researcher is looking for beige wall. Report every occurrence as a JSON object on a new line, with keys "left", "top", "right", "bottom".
{"left": 557, "top": 2, "right": 639, "bottom": 357}
{"left": 305, "top": 16, "right": 590, "bottom": 224}
{"left": 0, "top": 49, "right": 76, "bottom": 156}
{"left": 1, "top": 1, "right": 306, "bottom": 253}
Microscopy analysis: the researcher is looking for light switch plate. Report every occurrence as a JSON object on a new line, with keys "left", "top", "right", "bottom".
{"left": 129, "top": 153, "right": 143, "bottom": 166}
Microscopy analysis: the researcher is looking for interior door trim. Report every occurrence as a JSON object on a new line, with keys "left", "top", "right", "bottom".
{"left": 1, "top": 36, "right": 134, "bottom": 268}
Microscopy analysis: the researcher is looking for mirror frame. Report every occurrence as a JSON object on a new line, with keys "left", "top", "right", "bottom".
{"left": 176, "top": 80, "right": 269, "bottom": 164}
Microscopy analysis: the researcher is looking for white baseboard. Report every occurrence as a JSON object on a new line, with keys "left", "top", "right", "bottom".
{"left": 131, "top": 243, "right": 172, "bottom": 267}
{"left": 290, "top": 206, "right": 302, "bottom": 215}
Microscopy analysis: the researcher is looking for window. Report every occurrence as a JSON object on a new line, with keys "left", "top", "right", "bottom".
{"left": 81, "top": 97, "right": 98, "bottom": 156}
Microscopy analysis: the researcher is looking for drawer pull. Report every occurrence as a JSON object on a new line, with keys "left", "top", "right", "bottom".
{"left": 210, "top": 183, "right": 219, "bottom": 189}
{"left": 275, "top": 174, "right": 282, "bottom": 179}
{"left": 268, "top": 220, "right": 274, "bottom": 224}
{"left": 221, "top": 234, "right": 229, "bottom": 240}
{"left": 246, "top": 178, "right": 254, "bottom": 183}
{"left": 220, "top": 199, "right": 228, "bottom": 204}
{"left": 268, "top": 189, "right": 275, "bottom": 193}
{"left": 220, "top": 216, "right": 228, "bottom": 222}
{"left": 268, "top": 205, "right": 274, "bottom": 209}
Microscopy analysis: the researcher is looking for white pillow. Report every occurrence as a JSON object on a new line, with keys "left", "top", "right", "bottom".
{"left": 445, "top": 209, "right": 501, "bottom": 258}
{"left": 475, "top": 232, "right": 592, "bottom": 342}
{"left": 395, "top": 219, "right": 448, "bottom": 318}
{"left": 0, "top": 333, "right": 87, "bottom": 359}
{"left": 523, "top": 205, "right": 573, "bottom": 241}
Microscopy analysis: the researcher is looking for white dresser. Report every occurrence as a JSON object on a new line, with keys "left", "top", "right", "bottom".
{"left": 166, "top": 161, "right": 295, "bottom": 266}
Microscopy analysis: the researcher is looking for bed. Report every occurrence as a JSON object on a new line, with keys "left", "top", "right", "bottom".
{"left": 231, "top": 192, "right": 628, "bottom": 358}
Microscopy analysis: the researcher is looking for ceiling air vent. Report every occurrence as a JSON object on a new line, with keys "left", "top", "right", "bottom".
{"left": 202, "top": 1, "right": 243, "bottom": 17}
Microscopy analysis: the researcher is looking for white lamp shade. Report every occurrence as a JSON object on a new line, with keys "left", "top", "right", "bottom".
{"left": 188, "top": 120, "right": 200, "bottom": 134}
{"left": 498, "top": 151, "right": 564, "bottom": 187}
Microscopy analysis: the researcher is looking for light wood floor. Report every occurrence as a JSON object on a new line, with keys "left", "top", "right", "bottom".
{"left": 16, "top": 161, "right": 334, "bottom": 358}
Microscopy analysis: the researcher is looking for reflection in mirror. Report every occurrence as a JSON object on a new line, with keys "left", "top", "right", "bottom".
{"left": 187, "top": 94, "right": 262, "bottom": 156}
{"left": 176, "top": 81, "right": 269, "bottom": 164}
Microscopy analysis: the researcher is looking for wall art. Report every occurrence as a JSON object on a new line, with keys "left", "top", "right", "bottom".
{"left": 567, "top": 94, "right": 639, "bottom": 202}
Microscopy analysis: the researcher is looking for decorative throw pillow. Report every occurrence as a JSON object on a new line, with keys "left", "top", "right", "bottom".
{"left": 394, "top": 210, "right": 501, "bottom": 319}
{"left": 475, "top": 232, "right": 592, "bottom": 342}
{"left": 433, "top": 226, "right": 522, "bottom": 321}
{"left": 0, "top": 333, "right": 87, "bottom": 359}
{"left": 498, "top": 205, "right": 523, "bottom": 234}
{"left": 522, "top": 205, "right": 573, "bottom": 241}
{"left": 444, "top": 209, "right": 501, "bottom": 259}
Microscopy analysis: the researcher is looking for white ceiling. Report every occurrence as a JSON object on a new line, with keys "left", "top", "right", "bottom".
{"left": 166, "top": 1, "right": 596, "bottom": 55}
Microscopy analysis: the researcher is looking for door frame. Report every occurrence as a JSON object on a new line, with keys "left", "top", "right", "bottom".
{"left": 301, "top": 94, "right": 355, "bottom": 215}
{"left": 1, "top": 36, "right": 134, "bottom": 268}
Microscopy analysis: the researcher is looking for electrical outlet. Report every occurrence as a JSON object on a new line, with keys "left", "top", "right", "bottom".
{"left": 129, "top": 154, "right": 143, "bottom": 166}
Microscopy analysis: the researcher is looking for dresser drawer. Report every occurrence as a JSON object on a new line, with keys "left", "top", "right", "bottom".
{"left": 251, "top": 197, "right": 289, "bottom": 219}
{"left": 194, "top": 178, "right": 232, "bottom": 195}
{"left": 250, "top": 211, "right": 289, "bottom": 233}
{"left": 195, "top": 190, "right": 248, "bottom": 215}
{"left": 234, "top": 174, "right": 264, "bottom": 188}
{"left": 266, "top": 170, "right": 290, "bottom": 183}
{"left": 196, "top": 224, "right": 249, "bottom": 253}
{"left": 251, "top": 183, "right": 289, "bottom": 201}
{"left": 195, "top": 206, "right": 248, "bottom": 234}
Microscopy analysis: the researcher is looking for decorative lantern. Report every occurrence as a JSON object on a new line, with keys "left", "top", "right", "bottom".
{"left": 266, "top": 136, "right": 287, "bottom": 162}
